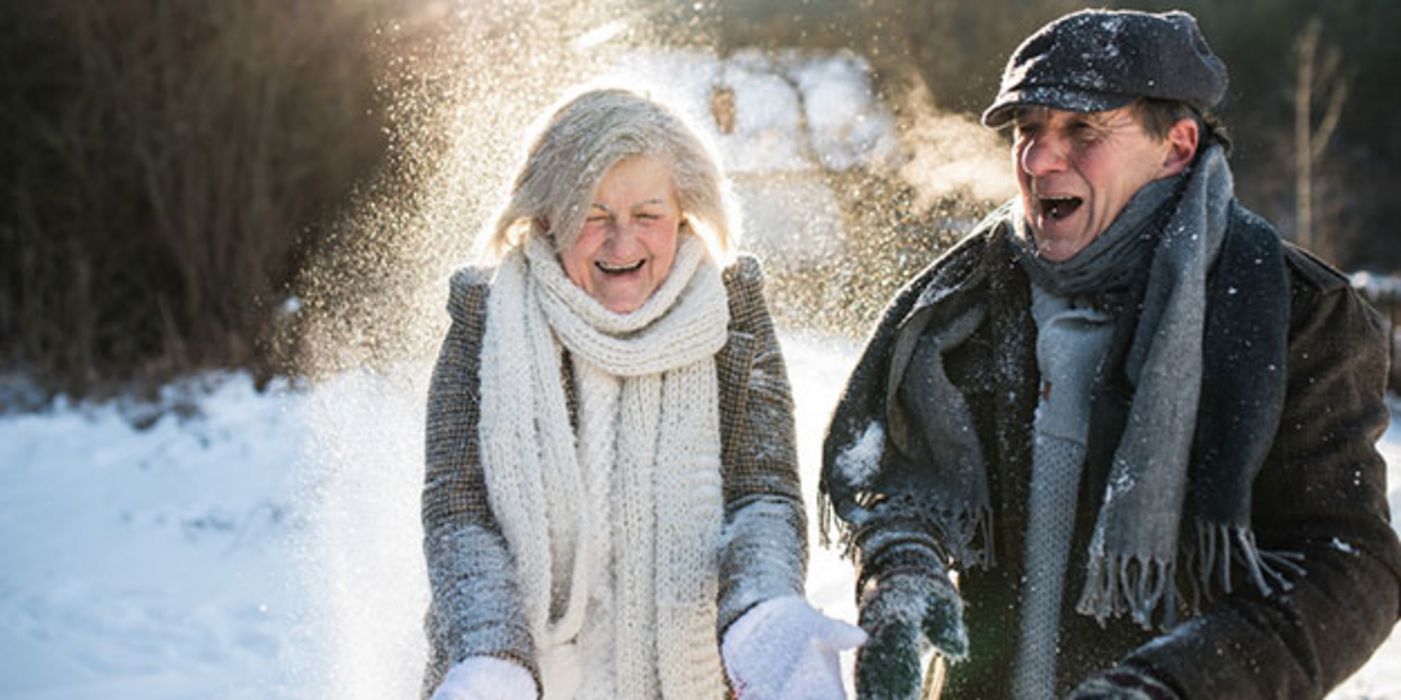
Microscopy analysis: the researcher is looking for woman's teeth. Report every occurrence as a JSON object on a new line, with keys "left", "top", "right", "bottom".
{"left": 596, "top": 260, "right": 645, "bottom": 274}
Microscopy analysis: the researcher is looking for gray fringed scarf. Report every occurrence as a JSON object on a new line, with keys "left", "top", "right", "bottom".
{"left": 1010, "top": 169, "right": 1207, "bottom": 630}
{"left": 1027, "top": 145, "right": 1298, "bottom": 628}
{"left": 1054, "top": 146, "right": 1295, "bottom": 629}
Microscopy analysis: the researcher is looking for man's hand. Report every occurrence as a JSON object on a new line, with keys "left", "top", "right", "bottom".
{"left": 855, "top": 570, "right": 967, "bottom": 700}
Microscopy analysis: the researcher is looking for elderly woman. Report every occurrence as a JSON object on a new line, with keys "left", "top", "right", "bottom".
{"left": 421, "top": 88, "right": 864, "bottom": 700}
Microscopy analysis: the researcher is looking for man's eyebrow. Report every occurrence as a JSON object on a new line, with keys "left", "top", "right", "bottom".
{"left": 589, "top": 203, "right": 612, "bottom": 213}
{"left": 1086, "top": 110, "right": 1131, "bottom": 128}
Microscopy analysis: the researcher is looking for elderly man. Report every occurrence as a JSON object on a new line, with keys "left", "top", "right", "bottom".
{"left": 821, "top": 9, "right": 1400, "bottom": 700}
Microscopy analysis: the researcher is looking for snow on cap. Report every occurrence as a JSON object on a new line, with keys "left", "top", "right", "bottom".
{"left": 981, "top": 9, "right": 1228, "bottom": 128}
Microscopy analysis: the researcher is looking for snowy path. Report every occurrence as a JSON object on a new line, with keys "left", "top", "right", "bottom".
{"left": 0, "top": 332, "right": 1398, "bottom": 698}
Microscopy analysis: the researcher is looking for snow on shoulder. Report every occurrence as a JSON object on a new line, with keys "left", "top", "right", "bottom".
{"left": 835, "top": 419, "right": 885, "bottom": 487}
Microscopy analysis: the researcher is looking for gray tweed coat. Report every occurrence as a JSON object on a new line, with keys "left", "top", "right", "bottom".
{"left": 420, "top": 254, "right": 805, "bottom": 696}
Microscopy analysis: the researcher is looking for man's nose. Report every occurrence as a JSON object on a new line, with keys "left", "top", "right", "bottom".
{"left": 1020, "top": 134, "right": 1068, "bottom": 177}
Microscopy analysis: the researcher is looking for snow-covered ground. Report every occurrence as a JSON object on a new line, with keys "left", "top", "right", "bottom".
{"left": 1, "top": 332, "right": 1399, "bottom": 698}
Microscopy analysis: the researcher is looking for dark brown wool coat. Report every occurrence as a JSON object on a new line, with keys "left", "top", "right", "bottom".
{"left": 824, "top": 204, "right": 1401, "bottom": 699}
{"left": 420, "top": 255, "right": 805, "bottom": 696}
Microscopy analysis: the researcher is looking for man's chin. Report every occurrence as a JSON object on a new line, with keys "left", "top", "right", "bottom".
{"left": 1032, "top": 232, "right": 1090, "bottom": 262}
{"left": 1029, "top": 218, "right": 1096, "bottom": 262}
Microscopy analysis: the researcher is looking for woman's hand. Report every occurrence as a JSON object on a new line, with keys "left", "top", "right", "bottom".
{"left": 722, "top": 595, "right": 867, "bottom": 699}
{"left": 430, "top": 656, "right": 538, "bottom": 700}
{"left": 854, "top": 570, "right": 967, "bottom": 700}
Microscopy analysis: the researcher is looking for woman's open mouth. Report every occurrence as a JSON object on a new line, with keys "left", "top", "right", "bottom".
{"left": 1039, "top": 196, "right": 1083, "bottom": 221}
{"left": 596, "top": 259, "right": 645, "bottom": 275}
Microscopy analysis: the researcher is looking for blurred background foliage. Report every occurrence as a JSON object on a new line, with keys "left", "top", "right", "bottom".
{"left": 0, "top": 1, "right": 390, "bottom": 395}
{"left": 2, "top": 0, "right": 1398, "bottom": 396}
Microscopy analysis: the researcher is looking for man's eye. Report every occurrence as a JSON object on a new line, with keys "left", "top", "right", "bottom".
{"left": 636, "top": 213, "right": 660, "bottom": 222}
{"left": 1070, "top": 122, "right": 1103, "bottom": 139}
{"left": 586, "top": 216, "right": 610, "bottom": 224}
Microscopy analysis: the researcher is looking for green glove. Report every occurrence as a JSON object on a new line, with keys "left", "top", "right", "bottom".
{"left": 855, "top": 570, "right": 967, "bottom": 700}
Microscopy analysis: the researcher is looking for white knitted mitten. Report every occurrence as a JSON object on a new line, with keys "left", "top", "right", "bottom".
{"left": 722, "top": 595, "right": 868, "bottom": 699}
{"left": 430, "top": 656, "right": 539, "bottom": 700}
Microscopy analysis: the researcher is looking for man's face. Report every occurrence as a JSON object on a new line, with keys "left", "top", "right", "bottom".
{"left": 1011, "top": 106, "right": 1177, "bottom": 262}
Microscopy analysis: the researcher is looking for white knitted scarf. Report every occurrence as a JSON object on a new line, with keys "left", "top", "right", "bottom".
{"left": 478, "top": 233, "right": 730, "bottom": 700}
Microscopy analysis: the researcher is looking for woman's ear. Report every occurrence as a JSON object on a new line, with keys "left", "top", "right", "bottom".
{"left": 1161, "top": 117, "right": 1200, "bottom": 176}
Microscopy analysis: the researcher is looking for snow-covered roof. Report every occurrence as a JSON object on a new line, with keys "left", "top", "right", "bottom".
{"left": 613, "top": 48, "right": 899, "bottom": 176}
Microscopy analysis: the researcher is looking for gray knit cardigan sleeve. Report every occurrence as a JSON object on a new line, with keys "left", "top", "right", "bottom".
{"left": 420, "top": 255, "right": 807, "bottom": 696}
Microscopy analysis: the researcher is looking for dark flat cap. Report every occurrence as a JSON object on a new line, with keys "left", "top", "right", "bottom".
{"left": 982, "top": 9, "right": 1227, "bottom": 128}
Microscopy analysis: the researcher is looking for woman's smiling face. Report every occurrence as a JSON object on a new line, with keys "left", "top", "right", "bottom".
{"left": 561, "top": 155, "right": 682, "bottom": 313}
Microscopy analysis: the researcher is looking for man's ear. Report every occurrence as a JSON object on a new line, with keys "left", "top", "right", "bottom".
{"left": 1161, "top": 117, "right": 1200, "bottom": 176}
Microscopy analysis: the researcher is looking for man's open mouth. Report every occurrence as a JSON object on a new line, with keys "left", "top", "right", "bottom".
{"left": 596, "top": 259, "right": 645, "bottom": 275}
{"left": 1039, "top": 196, "right": 1083, "bottom": 221}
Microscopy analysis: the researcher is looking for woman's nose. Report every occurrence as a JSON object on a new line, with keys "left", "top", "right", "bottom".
{"left": 605, "top": 220, "right": 641, "bottom": 254}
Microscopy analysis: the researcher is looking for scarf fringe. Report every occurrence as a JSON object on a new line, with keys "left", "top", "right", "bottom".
{"left": 1194, "top": 522, "right": 1303, "bottom": 597}
{"left": 1077, "top": 522, "right": 1305, "bottom": 631}
{"left": 934, "top": 505, "right": 996, "bottom": 569}
{"left": 1076, "top": 553, "right": 1176, "bottom": 630}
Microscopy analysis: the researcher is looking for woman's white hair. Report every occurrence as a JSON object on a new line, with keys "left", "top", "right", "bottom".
{"left": 483, "top": 86, "right": 736, "bottom": 262}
